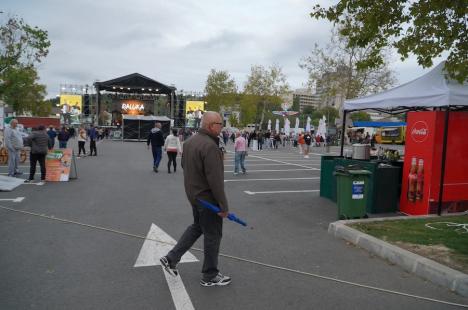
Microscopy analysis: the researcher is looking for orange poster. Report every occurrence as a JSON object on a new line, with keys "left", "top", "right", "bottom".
{"left": 45, "top": 148, "right": 74, "bottom": 181}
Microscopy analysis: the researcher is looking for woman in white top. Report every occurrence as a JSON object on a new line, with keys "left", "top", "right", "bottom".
{"left": 164, "top": 129, "right": 182, "bottom": 173}
{"left": 77, "top": 126, "right": 87, "bottom": 156}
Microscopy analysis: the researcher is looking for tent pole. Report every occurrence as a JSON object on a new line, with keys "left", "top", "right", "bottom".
{"left": 437, "top": 106, "right": 450, "bottom": 216}
{"left": 340, "top": 110, "right": 347, "bottom": 156}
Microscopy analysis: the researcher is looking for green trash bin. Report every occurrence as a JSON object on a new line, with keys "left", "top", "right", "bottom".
{"left": 334, "top": 169, "right": 371, "bottom": 220}
{"left": 320, "top": 156, "right": 341, "bottom": 201}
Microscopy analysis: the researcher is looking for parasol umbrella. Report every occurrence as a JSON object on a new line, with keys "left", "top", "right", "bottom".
{"left": 305, "top": 116, "right": 311, "bottom": 132}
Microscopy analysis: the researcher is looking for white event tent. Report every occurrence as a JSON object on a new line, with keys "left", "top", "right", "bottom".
{"left": 341, "top": 61, "right": 468, "bottom": 215}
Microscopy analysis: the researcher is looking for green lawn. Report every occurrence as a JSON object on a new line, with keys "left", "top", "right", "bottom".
{"left": 349, "top": 215, "right": 468, "bottom": 272}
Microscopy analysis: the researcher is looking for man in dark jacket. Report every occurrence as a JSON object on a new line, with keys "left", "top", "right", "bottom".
{"left": 87, "top": 124, "right": 98, "bottom": 156}
{"left": 47, "top": 125, "right": 57, "bottom": 150}
{"left": 57, "top": 127, "right": 70, "bottom": 148}
{"left": 160, "top": 111, "right": 231, "bottom": 287}
{"left": 147, "top": 122, "right": 164, "bottom": 172}
{"left": 24, "top": 125, "right": 49, "bottom": 182}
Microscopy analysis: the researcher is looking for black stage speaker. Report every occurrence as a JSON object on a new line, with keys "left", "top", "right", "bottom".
{"left": 83, "top": 94, "right": 90, "bottom": 116}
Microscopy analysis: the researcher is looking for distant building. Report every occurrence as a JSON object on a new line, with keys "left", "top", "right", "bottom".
{"left": 293, "top": 88, "right": 321, "bottom": 112}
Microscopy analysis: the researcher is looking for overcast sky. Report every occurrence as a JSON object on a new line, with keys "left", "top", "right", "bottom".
{"left": 3, "top": 0, "right": 445, "bottom": 98}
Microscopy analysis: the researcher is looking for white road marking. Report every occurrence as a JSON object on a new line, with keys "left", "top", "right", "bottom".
{"left": 225, "top": 177, "right": 320, "bottom": 182}
{"left": 225, "top": 168, "right": 317, "bottom": 173}
{"left": 0, "top": 197, "right": 25, "bottom": 202}
{"left": 22, "top": 182, "right": 45, "bottom": 186}
{"left": 224, "top": 163, "right": 293, "bottom": 166}
{"left": 246, "top": 154, "right": 321, "bottom": 170}
{"left": 244, "top": 190, "right": 320, "bottom": 195}
{"left": 134, "top": 224, "right": 197, "bottom": 310}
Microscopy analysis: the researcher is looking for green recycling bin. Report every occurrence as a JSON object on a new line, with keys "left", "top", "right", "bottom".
{"left": 334, "top": 169, "right": 371, "bottom": 220}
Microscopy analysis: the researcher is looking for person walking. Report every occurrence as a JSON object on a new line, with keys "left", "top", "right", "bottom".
{"left": 57, "top": 127, "right": 70, "bottom": 148}
{"left": 298, "top": 133, "right": 305, "bottom": 154}
{"left": 233, "top": 131, "right": 247, "bottom": 175}
{"left": 160, "top": 111, "right": 231, "bottom": 287}
{"left": 23, "top": 125, "right": 49, "bottom": 183}
{"left": 147, "top": 122, "right": 164, "bottom": 172}
{"left": 304, "top": 131, "right": 312, "bottom": 158}
{"left": 77, "top": 126, "right": 87, "bottom": 156}
{"left": 87, "top": 124, "right": 98, "bottom": 156}
{"left": 46, "top": 125, "right": 57, "bottom": 150}
{"left": 4, "top": 119, "right": 24, "bottom": 177}
{"left": 164, "top": 128, "right": 182, "bottom": 173}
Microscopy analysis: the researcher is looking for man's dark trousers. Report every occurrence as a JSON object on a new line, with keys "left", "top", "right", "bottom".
{"left": 167, "top": 202, "right": 223, "bottom": 281}
{"left": 152, "top": 146, "right": 162, "bottom": 168}
{"left": 90, "top": 139, "right": 97, "bottom": 155}
{"left": 29, "top": 153, "right": 46, "bottom": 180}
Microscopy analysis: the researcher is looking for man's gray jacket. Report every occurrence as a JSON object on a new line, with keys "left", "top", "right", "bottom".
{"left": 4, "top": 127, "right": 23, "bottom": 151}
{"left": 181, "top": 128, "right": 229, "bottom": 212}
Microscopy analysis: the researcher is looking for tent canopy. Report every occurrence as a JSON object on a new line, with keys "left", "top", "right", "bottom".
{"left": 344, "top": 62, "right": 468, "bottom": 111}
{"left": 352, "top": 121, "right": 406, "bottom": 127}
{"left": 94, "top": 73, "right": 175, "bottom": 95}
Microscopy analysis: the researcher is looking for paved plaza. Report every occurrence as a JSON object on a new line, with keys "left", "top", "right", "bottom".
{"left": 0, "top": 139, "right": 466, "bottom": 309}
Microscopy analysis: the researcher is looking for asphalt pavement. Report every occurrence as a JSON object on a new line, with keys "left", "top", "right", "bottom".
{"left": 0, "top": 139, "right": 467, "bottom": 309}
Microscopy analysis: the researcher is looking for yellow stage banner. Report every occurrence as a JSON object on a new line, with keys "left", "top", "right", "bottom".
{"left": 60, "top": 95, "right": 82, "bottom": 113}
{"left": 185, "top": 101, "right": 205, "bottom": 116}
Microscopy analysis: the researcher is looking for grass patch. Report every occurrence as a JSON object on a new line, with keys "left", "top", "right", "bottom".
{"left": 349, "top": 215, "right": 468, "bottom": 273}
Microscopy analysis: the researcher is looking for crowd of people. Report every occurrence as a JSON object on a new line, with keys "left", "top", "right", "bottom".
{"left": 3, "top": 119, "right": 108, "bottom": 183}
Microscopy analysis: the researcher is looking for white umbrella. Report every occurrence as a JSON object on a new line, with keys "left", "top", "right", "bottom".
{"left": 267, "top": 119, "right": 271, "bottom": 130}
{"left": 284, "top": 118, "right": 290, "bottom": 135}
{"left": 294, "top": 117, "right": 300, "bottom": 134}
{"left": 275, "top": 119, "right": 280, "bottom": 132}
{"left": 305, "top": 116, "right": 311, "bottom": 132}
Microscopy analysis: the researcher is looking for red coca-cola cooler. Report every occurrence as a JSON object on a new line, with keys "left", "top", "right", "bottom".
{"left": 400, "top": 111, "right": 468, "bottom": 215}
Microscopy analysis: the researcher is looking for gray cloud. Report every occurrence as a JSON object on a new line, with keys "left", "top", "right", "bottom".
{"left": 3, "top": 0, "right": 439, "bottom": 98}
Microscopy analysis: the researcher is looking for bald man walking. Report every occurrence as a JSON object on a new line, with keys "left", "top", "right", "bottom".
{"left": 160, "top": 111, "right": 231, "bottom": 287}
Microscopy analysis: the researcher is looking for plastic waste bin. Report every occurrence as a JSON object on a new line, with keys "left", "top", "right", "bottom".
{"left": 334, "top": 169, "right": 371, "bottom": 220}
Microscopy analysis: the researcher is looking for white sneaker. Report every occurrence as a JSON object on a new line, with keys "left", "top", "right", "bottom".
{"left": 200, "top": 273, "right": 231, "bottom": 287}
{"left": 304, "top": 155, "right": 309, "bottom": 159}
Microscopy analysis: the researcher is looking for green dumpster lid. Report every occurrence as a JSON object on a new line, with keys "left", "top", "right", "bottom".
{"left": 334, "top": 169, "right": 371, "bottom": 176}
{"left": 346, "top": 170, "right": 371, "bottom": 175}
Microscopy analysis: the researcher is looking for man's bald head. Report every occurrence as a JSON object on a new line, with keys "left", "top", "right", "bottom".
{"left": 201, "top": 112, "right": 221, "bottom": 129}
{"left": 201, "top": 111, "right": 223, "bottom": 137}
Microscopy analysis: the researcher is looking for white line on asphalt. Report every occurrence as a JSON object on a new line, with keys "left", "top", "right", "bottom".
{"left": 0, "top": 197, "right": 25, "bottom": 202}
{"left": 225, "top": 168, "right": 316, "bottom": 173}
{"left": 247, "top": 154, "right": 321, "bottom": 170}
{"left": 225, "top": 177, "right": 320, "bottom": 182}
{"left": 224, "top": 163, "right": 292, "bottom": 166}
{"left": 134, "top": 224, "right": 197, "bottom": 310}
{"left": 22, "top": 182, "right": 45, "bottom": 186}
{"left": 244, "top": 190, "right": 320, "bottom": 195}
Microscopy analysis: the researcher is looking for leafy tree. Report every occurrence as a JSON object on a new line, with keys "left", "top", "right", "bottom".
{"left": 204, "top": 69, "right": 237, "bottom": 112}
{"left": 299, "top": 28, "right": 396, "bottom": 104}
{"left": 227, "top": 113, "right": 239, "bottom": 128}
{"left": 243, "top": 64, "right": 290, "bottom": 129}
{"left": 0, "top": 15, "right": 50, "bottom": 74}
{"left": 350, "top": 111, "right": 371, "bottom": 122}
{"left": 292, "top": 95, "right": 300, "bottom": 112}
{"left": 311, "top": 1, "right": 467, "bottom": 83}
{"left": 0, "top": 15, "right": 50, "bottom": 114}
{"left": 1, "top": 65, "right": 47, "bottom": 114}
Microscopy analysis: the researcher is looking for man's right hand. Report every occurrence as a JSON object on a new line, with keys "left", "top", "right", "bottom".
{"left": 218, "top": 211, "right": 228, "bottom": 218}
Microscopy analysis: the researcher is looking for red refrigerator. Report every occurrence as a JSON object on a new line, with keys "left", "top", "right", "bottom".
{"left": 400, "top": 111, "right": 468, "bottom": 215}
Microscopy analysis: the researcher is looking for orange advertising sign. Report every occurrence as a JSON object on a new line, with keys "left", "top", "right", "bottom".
{"left": 45, "top": 148, "right": 74, "bottom": 181}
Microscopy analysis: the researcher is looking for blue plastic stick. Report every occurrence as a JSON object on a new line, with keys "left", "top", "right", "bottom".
{"left": 198, "top": 199, "right": 247, "bottom": 227}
